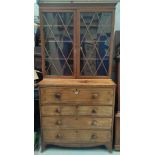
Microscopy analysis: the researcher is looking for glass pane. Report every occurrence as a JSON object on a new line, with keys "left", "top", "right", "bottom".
{"left": 80, "top": 12, "right": 112, "bottom": 76}
{"left": 42, "top": 12, "right": 73, "bottom": 76}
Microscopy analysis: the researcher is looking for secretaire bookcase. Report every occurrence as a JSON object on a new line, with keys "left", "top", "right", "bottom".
{"left": 38, "top": 0, "right": 117, "bottom": 152}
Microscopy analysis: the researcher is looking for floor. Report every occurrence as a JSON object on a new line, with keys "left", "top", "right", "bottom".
{"left": 34, "top": 146, "right": 120, "bottom": 155}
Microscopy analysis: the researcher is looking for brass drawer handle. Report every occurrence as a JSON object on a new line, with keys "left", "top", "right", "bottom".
{"left": 55, "top": 108, "right": 61, "bottom": 113}
{"left": 73, "top": 89, "right": 80, "bottom": 95}
{"left": 91, "top": 134, "right": 97, "bottom": 139}
{"left": 56, "top": 120, "right": 62, "bottom": 125}
{"left": 92, "top": 109, "right": 97, "bottom": 114}
{"left": 55, "top": 93, "right": 61, "bottom": 99}
{"left": 56, "top": 133, "right": 63, "bottom": 139}
{"left": 92, "top": 93, "right": 98, "bottom": 99}
{"left": 91, "top": 120, "right": 97, "bottom": 126}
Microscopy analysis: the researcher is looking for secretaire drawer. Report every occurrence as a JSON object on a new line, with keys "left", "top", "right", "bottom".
{"left": 43, "top": 129, "right": 111, "bottom": 143}
{"left": 40, "top": 87, "right": 114, "bottom": 105}
{"left": 42, "top": 116, "right": 112, "bottom": 130}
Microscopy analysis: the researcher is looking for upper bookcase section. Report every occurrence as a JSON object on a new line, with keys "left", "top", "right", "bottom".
{"left": 39, "top": 1, "right": 118, "bottom": 78}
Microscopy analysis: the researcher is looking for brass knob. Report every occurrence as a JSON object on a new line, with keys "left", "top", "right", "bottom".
{"left": 91, "top": 134, "right": 97, "bottom": 139}
{"left": 56, "top": 133, "right": 63, "bottom": 139}
{"left": 91, "top": 120, "right": 97, "bottom": 126}
{"left": 55, "top": 108, "right": 61, "bottom": 113}
{"left": 56, "top": 120, "right": 62, "bottom": 125}
{"left": 92, "top": 109, "right": 97, "bottom": 114}
{"left": 92, "top": 93, "right": 98, "bottom": 99}
{"left": 55, "top": 93, "right": 61, "bottom": 99}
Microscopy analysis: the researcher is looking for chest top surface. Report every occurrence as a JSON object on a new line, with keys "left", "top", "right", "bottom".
{"left": 39, "top": 78, "right": 116, "bottom": 87}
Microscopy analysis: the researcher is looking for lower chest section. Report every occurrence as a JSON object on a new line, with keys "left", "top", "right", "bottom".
{"left": 40, "top": 85, "right": 115, "bottom": 145}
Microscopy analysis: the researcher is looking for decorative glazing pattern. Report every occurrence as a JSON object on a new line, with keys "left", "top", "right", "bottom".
{"left": 80, "top": 12, "right": 112, "bottom": 76}
{"left": 42, "top": 12, "right": 74, "bottom": 76}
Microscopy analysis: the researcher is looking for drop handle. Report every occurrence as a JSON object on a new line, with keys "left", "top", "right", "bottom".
{"left": 56, "top": 120, "right": 62, "bottom": 125}
{"left": 56, "top": 133, "right": 63, "bottom": 139}
{"left": 92, "top": 93, "right": 98, "bottom": 99}
{"left": 55, "top": 93, "right": 61, "bottom": 99}
{"left": 91, "top": 134, "right": 97, "bottom": 139}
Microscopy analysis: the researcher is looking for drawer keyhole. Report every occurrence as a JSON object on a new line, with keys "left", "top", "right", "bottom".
{"left": 73, "top": 89, "right": 80, "bottom": 95}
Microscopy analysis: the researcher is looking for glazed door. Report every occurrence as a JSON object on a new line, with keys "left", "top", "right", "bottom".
{"left": 40, "top": 11, "right": 75, "bottom": 77}
{"left": 78, "top": 11, "right": 113, "bottom": 78}
{"left": 40, "top": 7, "right": 114, "bottom": 78}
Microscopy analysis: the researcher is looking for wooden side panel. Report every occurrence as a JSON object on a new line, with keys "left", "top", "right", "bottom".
{"left": 114, "top": 112, "right": 120, "bottom": 150}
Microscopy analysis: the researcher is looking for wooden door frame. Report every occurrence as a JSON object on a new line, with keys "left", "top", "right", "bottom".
{"left": 76, "top": 8, "right": 115, "bottom": 79}
{"left": 39, "top": 8, "right": 76, "bottom": 78}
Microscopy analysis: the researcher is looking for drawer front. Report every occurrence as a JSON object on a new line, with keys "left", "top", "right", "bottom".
{"left": 42, "top": 117, "right": 112, "bottom": 129}
{"left": 43, "top": 130, "right": 111, "bottom": 143}
{"left": 40, "top": 87, "right": 114, "bottom": 105}
{"left": 41, "top": 105, "right": 76, "bottom": 116}
{"left": 41, "top": 105, "right": 113, "bottom": 117}
{"left": 78, "top": 106, "right": 113, "bottom": 117}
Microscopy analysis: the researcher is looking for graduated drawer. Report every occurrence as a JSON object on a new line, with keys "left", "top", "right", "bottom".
{"left": 41, "top": 105, "right": 113, "bottom": 117}
{"left": 41, "top": 105, "right": 76, "bottom": 116}
{"left": 40, "top": 87, "right": 114, "bottom": 105}
{"left": 43, "top": 129, "right": 111, "bottom": 143}
{"left": 42, "top": 116, "right": 112, "bottom": 130}
{"left": 78, "top": 105, "right": 113, "bottom": 117}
